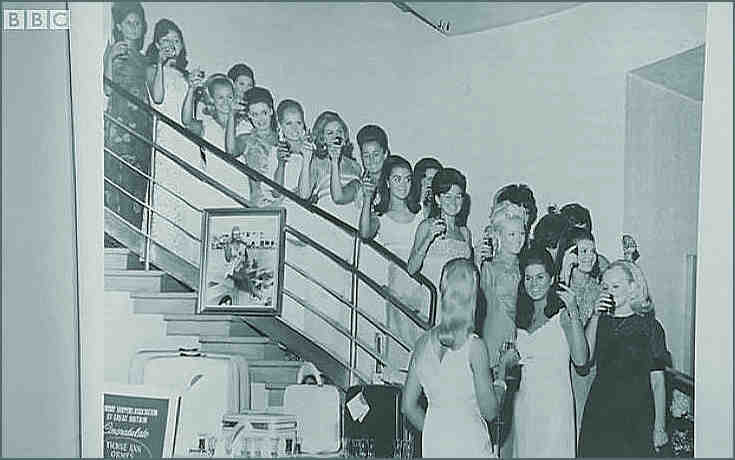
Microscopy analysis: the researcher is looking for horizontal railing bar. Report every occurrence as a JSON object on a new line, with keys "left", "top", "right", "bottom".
{"left": 105, "top": 204, "right": 201, "bottom": 264}
{"left": 283, "top": 261, "right": 352, "bottom": 310}
{"left": 104, "top": 179, "right": 202, "bottom": 244}
{"left": 355, "top": 270, "right": 430, "bottom": 330}
{"left": 104, "top": 108, "right": 253, "bottom": 209}
{"left": 282, "top": 288, "right": 353, "bottom": 340}
{"left": 284, "top": 226, "right": 353, "bottom": 272}
{"left": 104, "top": 147, "right": 202, "bottom": 214}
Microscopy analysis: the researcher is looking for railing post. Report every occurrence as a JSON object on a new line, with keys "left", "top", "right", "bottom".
{"left": 348, "top": 233, "right": 361, "bottom": 387}
{"left": 144, "top": 113, "right": 158, "bottom": 271}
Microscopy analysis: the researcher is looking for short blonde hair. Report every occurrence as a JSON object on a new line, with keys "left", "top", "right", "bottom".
{"left": 437, "top": 258, "right": 479, "bottom": 348}
{"left": 485, "top": 200, "right": 527, "bottom": 244}
{"left": 604, "top": 260, "right": 654, "bottom": 314}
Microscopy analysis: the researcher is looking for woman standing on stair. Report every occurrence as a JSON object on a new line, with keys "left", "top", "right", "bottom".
{"left": 359, "top": 155, "right": 423, "bottom": 372}
{"left": 146, "top": 18, "right": 204, "bottom": 266}
{"left": 408, "top": 168, "right": 473, "bottom": 325}
{"left": 104, "top": 2, "right": 152, "bottom": 244}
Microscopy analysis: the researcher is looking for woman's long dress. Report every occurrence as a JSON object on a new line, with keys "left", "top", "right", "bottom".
{"left": 416, "top": 332, "right": 494, "bottom": 458}
{"left": 104, "top": 49, "right": 153, "bottom": 239}
{"left": 149, "top": 65, "right": 207, "bottom": 265}
{"left": 579, "top": 312, "right": 671, "bottom": 457}
{"left": 375, "top": 212, "right": 423, "bottom": 371}
{"left": 513, "top": 314, "right": 575, "bottom": 458}
{"left": 420, "top": 228, "right": 472, "bottom": 325}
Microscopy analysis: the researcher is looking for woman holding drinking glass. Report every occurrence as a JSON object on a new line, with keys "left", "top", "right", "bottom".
{"left": 104, "top": 2, "right": 152, "bottom": 240}
{"left": 555, "top": 226, "right": 603, "bottom": 441}
{"left": 511, "top": 244, "right": 588, "bottom": 458}
{"left": 407, "top": 168, "right": 473, "bottom": 325}
{"left": 579, "top": 260, "right": 671, "bottom": 457}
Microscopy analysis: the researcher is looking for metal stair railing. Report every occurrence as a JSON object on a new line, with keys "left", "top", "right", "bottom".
{"left": 104, "top": 76, "right": 437, "bottom": 386}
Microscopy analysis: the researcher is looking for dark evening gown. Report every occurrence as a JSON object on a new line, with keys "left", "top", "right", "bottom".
{"left": 579, "top": 311, "right": 671, "bottom": 457}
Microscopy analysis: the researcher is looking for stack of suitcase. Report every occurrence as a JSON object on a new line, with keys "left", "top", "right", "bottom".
{"left": 128, "top": 348, "right": 250, "bottom": 457}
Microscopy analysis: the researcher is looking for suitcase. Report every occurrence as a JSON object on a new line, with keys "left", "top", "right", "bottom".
{"left": 128, "top": 348, "right": 250, "bottom": 456}
{"left": 220, "top": 411, "right": 298, "bottom": 458}
{"left": 282, "top": 383, "right": 342, "bottom": 454}
{"left": 343, "top": 384, "right": 420, "bottom": 458}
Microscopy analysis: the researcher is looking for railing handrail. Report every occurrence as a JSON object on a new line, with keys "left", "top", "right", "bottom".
{"left": 104, "top": 75, "right": 438, "bottom": 311}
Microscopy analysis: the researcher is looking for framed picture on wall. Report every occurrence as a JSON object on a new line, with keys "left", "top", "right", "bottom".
{"left": 197, "top": 208, "right": 286, "bottom": 315}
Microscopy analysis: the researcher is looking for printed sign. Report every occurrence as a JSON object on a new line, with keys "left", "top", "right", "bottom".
{"left": 103, "top": 384, "right": 181, "bottom": 458}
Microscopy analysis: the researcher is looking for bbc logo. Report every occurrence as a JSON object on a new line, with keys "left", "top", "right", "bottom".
{"left": 3, "top": 9, "right": 70, "bottom": 30}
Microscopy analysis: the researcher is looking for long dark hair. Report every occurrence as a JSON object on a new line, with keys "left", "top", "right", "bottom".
{"left": 554, "top": 226, "right": 600, "bottom": 283}
{"left": 407, "top": 157, "right": 443, "bottom": 212}
{"left": 111, "top": 2, "right": 147, "bottom": 50}
{"left": 429, "top": 168, "right": 469, "bottom": 227}
{"left": 144, "top": 19, "right": 188, "bottom": 72}
{"left": 516, "top": 244, "right": 563, "bottom": 330}
{"left": 374, "top": 155, "right": 420, "bottom": 216}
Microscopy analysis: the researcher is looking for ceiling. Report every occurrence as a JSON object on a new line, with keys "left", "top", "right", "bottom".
{"left": 395, "top": 2, "right": 584, "bottom": 36}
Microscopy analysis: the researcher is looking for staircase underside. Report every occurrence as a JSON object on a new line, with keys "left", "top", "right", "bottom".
{"left": 242, "top": 315, "right": 353, "bottom": 389}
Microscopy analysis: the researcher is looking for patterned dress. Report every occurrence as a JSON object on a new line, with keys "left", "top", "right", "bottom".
{"left": 104, "top": 49, "right": 153, "bottom": 236}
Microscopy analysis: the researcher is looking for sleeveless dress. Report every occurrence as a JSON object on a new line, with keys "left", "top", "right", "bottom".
{"left": 376, "top": 212, "right": 423, "bottom": 370}
{"left": 420, "top": 229, "right": 472, "bottom": 325}
{"left": 416, "top": 332, "right": 494, "bottom": 458}
{"left": 513, "top": 314, "right": 575, "bottom": 458}
{"left": 150, "top": 65, "right": 207, "bottom": 265}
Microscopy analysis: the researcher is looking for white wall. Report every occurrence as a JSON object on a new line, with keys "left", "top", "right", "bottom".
{"left": 694, "top": 2, "right": 733, "bottom": 456}
{"left": 141, "top": 2, "right": 705, "bottom": 259}
{"left": 2, "top": 2, "right": 80, "bottom": 456}
{"left": 624, "top": 72, "right": 702, "bottom": 375}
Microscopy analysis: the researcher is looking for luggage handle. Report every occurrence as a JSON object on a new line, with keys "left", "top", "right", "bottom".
{"left": 178, "top": 347, "right": 204, "bottom": 358}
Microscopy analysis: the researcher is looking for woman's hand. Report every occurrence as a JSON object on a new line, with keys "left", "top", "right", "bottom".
{"left": 300, "top": 138, "right": 315, "bottom": 161}
{"left": 362, "top": 177, "right": 377, "bottom": 202}
{"left": 653, "top": 427, "right": 669, "bottom": 453}
{"left": 156, "top": 43, "right": 175, "bottom": 65}
{"left": 187, "top": 68, "right": 205, "bottom": 89}
{"left": 428, "top": 218, "right": 446, "bottom": 242}
{"left": 105, "top": 41, "right": 130, "bottom": 62}
{"left": 327, "top": 142, "right": 341, "bottom": 162}
{"left": 595, "top": 292, "right": 615, "bottom": 315}
{"left": 499, "top": 347, "right": 521, "bottom": 371}
{"left": 276, "top": 141, "right": 291, "bottom": 164}
{"left": 560, "top": 244, "right": 579, "bottom": 285}
{"left": 557, "top": 283, "right": 581, "bottom": 328}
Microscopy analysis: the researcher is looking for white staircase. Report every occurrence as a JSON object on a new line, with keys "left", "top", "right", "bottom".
{"left": 103, "top": 246, "right": 304, "bottom": 410}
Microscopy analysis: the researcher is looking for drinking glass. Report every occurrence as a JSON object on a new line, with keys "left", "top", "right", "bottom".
{"left": 393, "top": 438, "right": 403, "bottom": 458}
{"left": 366, "top": 438, "right": 375, "bottom": 458}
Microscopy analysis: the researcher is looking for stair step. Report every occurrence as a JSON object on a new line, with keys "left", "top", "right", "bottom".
{"left": 164, "top": 314, "right": 262, "bottom": 337}
{"left": 132, "top": 292, "right": 198, "bottom": 315}
{"left": 199, "top": 336, "right": 288, "bottom": 361}
{"left": 248, "top": 360, "right": 302, "bottom": 385}
{"left": 104, "top": 248, "right": 130, "bottom": 271}
{"left": 105, "top": 270, "right": 164, "bottom": 293}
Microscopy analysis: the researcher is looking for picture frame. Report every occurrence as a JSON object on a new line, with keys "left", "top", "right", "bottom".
{"left": 197, "top": 207, "right": 286, "bottom": 315}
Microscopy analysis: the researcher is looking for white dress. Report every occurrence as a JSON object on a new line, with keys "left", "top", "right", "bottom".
{"left": 375, "top": 212, "right": 423, "bottom": 370}
{"left": 513, "top": 314, "right": 575, "bottom": 458}
{"left": 150, "top": 65, "right": 206, "bottom": 265}
{"left": 198, "top": 115, "right": 250, "bottom": 209}
{"left": 416, "top": 333, "right": 494, "bottom": 458}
